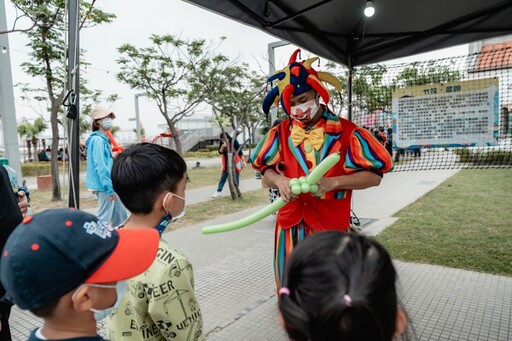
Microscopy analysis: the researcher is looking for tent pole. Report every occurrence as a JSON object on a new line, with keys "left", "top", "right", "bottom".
{"left": 347, "top": 66, "right": 353, "bottom": 122}
{"left": 67, "top": 0, "right": 80, "bottom": 208}
{"left": 347, "top": 45, "right": 353, "bottom": 122}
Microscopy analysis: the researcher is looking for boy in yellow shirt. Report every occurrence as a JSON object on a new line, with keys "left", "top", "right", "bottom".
{"left": 107, "top": 143, "right": 204, "bottom": 341}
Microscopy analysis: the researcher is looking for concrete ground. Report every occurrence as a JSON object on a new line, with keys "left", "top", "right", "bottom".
{"left": 11, "top": 168, "right": 512, "bottom": 340}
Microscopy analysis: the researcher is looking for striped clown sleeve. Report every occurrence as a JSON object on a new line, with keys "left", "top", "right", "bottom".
{"left": 250, "top": 126, "right": 282, "bottom": 173}
{"left": 344, "top": 127, "right": 394, "bottom": 175}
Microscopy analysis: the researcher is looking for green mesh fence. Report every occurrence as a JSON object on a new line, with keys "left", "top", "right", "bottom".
{"left": 329, "top": 45, "right": 512, "bottom": 171}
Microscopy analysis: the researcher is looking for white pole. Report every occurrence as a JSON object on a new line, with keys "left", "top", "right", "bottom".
{"left": 0, "top": 0, "right": 22, "bottom": 178}
{"left": 267, "top": 41, "right": 289, "bottom": 124}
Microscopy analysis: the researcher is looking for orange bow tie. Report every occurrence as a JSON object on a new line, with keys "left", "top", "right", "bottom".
{"left": 290, "top": 125, "right": 325, "bottom": 150}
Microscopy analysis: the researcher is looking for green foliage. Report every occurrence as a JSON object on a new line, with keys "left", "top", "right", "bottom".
{"left": 11, "top": 0, "right": 116, "bottom": 200}
{"left": 21, "top": 161, "right": 85, "bottom": 177}
{"left": 453, "top": 148, "right": 512, "bottom": 165}
{"left": 17, "top": 117, "right": 48, "bottom": 138}
{"left": 184, "top": 150, "right": 219, "bottom": 158}
{"left": 320, "top": 59, "right": 463, "bottom": 117}
{"left": 116, "top": 34, "right": 230, "bottom": 154}
{"left": 109, "top": 125, "right": 120, "bottom": 136}
{"left": 21, "top": 162, "right": 51, "bottom": 176}
{"left": 394, "top": 62, "right": 462, "bottom": 88}
{"left": 203, "top": 62, "right": 266, "bottom": 146}
{"left": 204, "top": 145, "right": 219, "bottom": 152}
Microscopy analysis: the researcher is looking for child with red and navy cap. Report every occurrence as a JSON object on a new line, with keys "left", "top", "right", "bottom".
{"left": 0, "top": 208, "right": 160, "bottom": 341}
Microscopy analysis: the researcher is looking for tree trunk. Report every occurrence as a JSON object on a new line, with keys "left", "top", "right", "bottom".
{"left": 226, "top": 135, "right": 242, "bottom": 200}
{"left": 226, "top": 151, "right": 241, "bottom": 200}
{"left": 32, "top": 137, "right": 39, "bottom": 162}
{"left": 169, "top": 122, "right": 183, "bottom": 156}
{"left": 50, "top": 104, "right": 61, "bottom": 201}
{"left": 26, "top": 139, "right": 32, "bottom": 162}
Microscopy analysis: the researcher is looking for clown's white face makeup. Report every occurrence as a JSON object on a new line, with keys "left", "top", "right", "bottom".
{"left": 289, "top": 90, "right": 320, "bottom": 124}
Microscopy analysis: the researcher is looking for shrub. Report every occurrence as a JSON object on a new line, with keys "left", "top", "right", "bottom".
{"left": 21, "top": 162, "right": 86, "bottom": 177}
{"left": 184, "top": 151, "right": 219, "bottom": 159}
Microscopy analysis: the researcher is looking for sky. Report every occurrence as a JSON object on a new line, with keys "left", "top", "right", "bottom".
{"left": 3, "top": 0, "right": 469, "bottom": 141}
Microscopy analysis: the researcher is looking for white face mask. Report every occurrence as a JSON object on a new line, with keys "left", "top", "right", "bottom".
{"left": 290, "top": 98, "right": 319, "bottom": 123}
{"left": 101, "top": 117, "right": 113, "bottom": 130}
{"left": 162, "top": 192, "right": 186, "bottom": 222}
{"left": 72, "top": 280, "right": 127, "bottom": 321}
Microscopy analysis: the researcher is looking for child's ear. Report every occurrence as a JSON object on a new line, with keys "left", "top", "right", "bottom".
{"left": 393, "top": 307, "right": 408, "bottom": 340}
{"left": 72, "top": 286, "right": 94, "bottom": 313}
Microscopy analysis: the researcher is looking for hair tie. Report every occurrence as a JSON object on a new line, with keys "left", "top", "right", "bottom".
{"left": 343, "top": 294, "right": 352, "bottom": 307}
{"left": 279, "top": 287, "right": 291, "bottom": 296}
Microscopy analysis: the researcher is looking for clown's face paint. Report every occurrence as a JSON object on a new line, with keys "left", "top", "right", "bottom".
{"left": 290, "top": 98, "right": 319, "bottom": 123}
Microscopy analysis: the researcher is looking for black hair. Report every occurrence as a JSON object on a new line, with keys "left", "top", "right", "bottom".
{"left": 279, "top": 232, "right": 406, "bottom": 341}
{"left": 220, "top": 132, "right": 232, "bottom": 140}
{"left": 30, "top": 298, "right": 60, "bottom": 318}
{"left": 112, "top": 143, "right": 187, "bottom": 214}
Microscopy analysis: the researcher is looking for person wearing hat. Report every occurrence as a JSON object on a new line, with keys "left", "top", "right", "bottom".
{"left": 0, "top": 208, "right": 160, "bottom": 341}
{"left": 86, "top": 105, "right": 128, "bottom": 227}
{"left": 250, "top": 49, "right": 393, "bottom": 291}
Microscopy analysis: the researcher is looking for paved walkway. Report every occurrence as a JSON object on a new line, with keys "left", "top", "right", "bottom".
{"left": 11, "top": 169, "right": 512, "bottom": 340}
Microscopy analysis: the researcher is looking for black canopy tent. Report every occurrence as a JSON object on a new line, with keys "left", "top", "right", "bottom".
{"left": 183, "top": 0, "right": 511, "bottom": 67}
{"left": 183, "top": 0, "right": 512, "bottom": 118}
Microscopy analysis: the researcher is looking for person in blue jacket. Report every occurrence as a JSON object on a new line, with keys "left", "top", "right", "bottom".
{"left": 86, "top": 105, "right": 127, "bottom": 227}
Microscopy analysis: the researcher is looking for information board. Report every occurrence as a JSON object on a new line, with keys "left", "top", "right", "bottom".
{"left": 392, "top": 78, "right": 499, "bottom": 148}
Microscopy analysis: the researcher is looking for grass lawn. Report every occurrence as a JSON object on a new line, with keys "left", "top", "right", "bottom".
{"left": 169, "top": 188, "right": 269, "bottom": 231}
{"left": 186, "top": 165, "right": 255, "bottom": 189}
{"left": 377, "top": 169, "right": 512, "bottom": 276}
{"left": 29, "top": 165, "right": 259, "bottom": 212}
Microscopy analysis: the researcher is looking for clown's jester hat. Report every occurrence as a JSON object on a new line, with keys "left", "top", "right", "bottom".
{"left": 262, "top": 49, "right": 342, "bottom": 117}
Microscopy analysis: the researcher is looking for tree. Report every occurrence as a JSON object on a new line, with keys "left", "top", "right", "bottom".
{"left": 17, "top": 122, "right": 33, "bottom": 162}
{"left": 17, "top": 117, "right": 48, "bottom": 162}
{"left": 204, "top": 63, "right": 266, "bottom": 199}
{"left": 109, "top": 125, "right": 120, "bottom": 137}
{"left": 117, "top": 34, "right": 231, "bottom": 156}
{"left": 8, "top": 0, "right": 115, "bottom": 201}
{"left": 323, "top": 61, "right": 348, "bottom": 116}
{"left": 393, "top": 62, "right": 462, "bottom": 88}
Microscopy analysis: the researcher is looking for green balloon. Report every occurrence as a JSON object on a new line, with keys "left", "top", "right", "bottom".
{"left": 201, "top": 152, "right": 341, "bottom": 235}
{"left": 202, "top": 199, "right": 286, "bottom": 234}
{"left": 301, "top": 182, "right": 311, "bottom": 193}
{"left": 306, "top": 153, "right": 340, "bottom": 185}
{"left": 291, "top": 184, "right": 302, "bottom": 195}
{"left": 289, "top": 178, "right": 299, "bottom": 187}
{"left": 299, "top": 176, "right": 307, "bottom": 183}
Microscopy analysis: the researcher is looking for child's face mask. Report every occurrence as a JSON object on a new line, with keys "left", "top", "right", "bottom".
{"left": 156, "top": 192, "right": 186, "bottom": 235}
{"left": 162, "top": 192, "right": 186, "bottom": 221}
{"left": 290, "top": 98, "right": 319, "bottom": 123}
{"left": 72, "top": 280, "right": 127, "bottom": 321}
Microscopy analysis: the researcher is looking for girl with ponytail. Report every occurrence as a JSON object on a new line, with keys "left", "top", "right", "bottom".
{"left": 278, "top": 232, "right": 413, "bottom": 341}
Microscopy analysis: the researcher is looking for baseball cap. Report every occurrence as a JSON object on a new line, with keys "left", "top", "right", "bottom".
{"left": 0, "top": 208, "right": 159, "bottom": 310}
{"left": 91, "top": 105, "right": 116, "bottom": 120}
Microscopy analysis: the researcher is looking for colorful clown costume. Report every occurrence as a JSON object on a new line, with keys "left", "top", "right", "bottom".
{"left": 250, "top": 108, "right": 393, "bottom": 289}
{"left": 252, "top": 48, "right": 393, "bottom": 290}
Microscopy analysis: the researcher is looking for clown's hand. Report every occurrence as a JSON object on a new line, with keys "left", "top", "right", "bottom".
{"left": 276, "top": 176, "right": 297, "bottom": 203}
{"left": 313, "top": 177, "right": 338, "bottom": 197}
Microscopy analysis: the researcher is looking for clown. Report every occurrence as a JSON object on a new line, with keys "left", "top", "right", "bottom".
{"left": 250, "top": 49, "right": 394, "bottom": 290}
